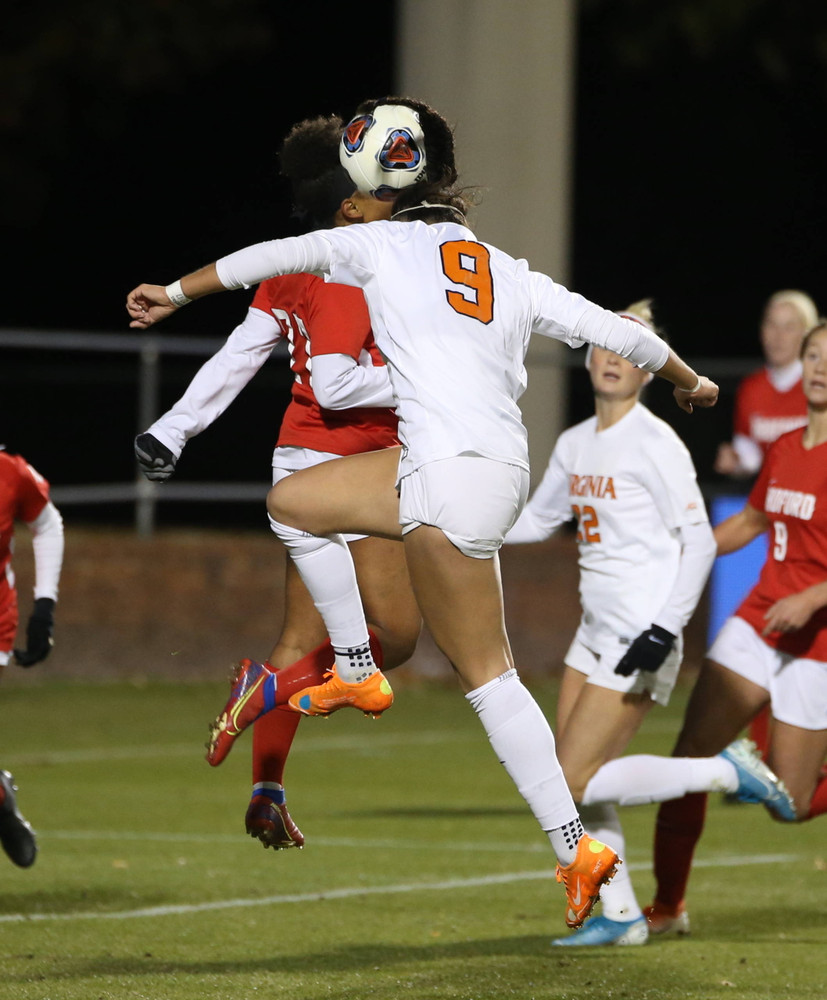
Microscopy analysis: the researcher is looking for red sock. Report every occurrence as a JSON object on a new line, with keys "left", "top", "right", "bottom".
{"left": 270, "top": 641, "right": 335, "bottom": 705}
{"left": 250, "top": 642, "right": 333, "bottom": 791}
{"left": 748, "top": 706, "right": 772, "bottom": 759}
{"left": 806, "top": 773, "right": 827, "bottom": 820}
{"left": 368, "top": 629, "right": 384, "bottom": 670}
{"left": 652, "top": 792, "right": 708, "bottom": 909}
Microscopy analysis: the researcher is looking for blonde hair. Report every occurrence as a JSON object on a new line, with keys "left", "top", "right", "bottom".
{"left": 619, "top": 298, "right": 655, "bottom": 328}
{"left": 765, "top": 289, "right": 819, "bottom": 330}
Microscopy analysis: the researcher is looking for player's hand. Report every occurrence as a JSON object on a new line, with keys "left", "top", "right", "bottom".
{"left": 135, "top": 433, "right": 177, "bottom": 482}
{"left": 761, "top": 592, "right": 816, "bottom": 636}
{"left": 14, "top": 598, "right": 55, "bottom": 667}
{"left": 614, "top": 624, "right": 676, "bottom": 676}
{"left": 674, "top": 376, "right": 718, "bottom": 413}
{"left": 126, "top": 284, "right": 177, "bottom": 329}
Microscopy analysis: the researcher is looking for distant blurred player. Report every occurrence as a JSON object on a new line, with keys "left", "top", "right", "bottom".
{"left": 714, "top": 289, "right": 817, "bottom": 477}
{"left": 0, "top": 445, "right": 64, "bottom": 867}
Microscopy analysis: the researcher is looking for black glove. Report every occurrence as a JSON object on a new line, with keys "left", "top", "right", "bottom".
{"left": 614, "top": 624, "right": 676, "bottom": 677}
{"left": 14, "top": 597, "right": 56, "bottom": 667}
{"left": 135, "top": 432, "right": 177, "bottom": 482}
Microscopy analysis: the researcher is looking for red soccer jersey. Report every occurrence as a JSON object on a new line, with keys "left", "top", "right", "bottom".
{"left": 0, "top": 451, "right": 51, "bottom": 639}
{"left": 250, "top": 274, "right": 399, "bottom": 455}
{"left": 736, "top": 429, "right": 827, "bottom": 660}
{"left": 733, "top": 368, "right": 808, "bottom": 458}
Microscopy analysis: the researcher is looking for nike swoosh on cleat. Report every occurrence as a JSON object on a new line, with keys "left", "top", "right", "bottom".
{"left": 570, "top": 885, "right": 583, "bottom": 907}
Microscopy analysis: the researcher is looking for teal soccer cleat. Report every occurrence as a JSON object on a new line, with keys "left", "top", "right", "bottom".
{"left": 720, "top": 738, "right": 797, "bottom": 821}
{"left": 551, "top": 914, "right": 649, "bottom": 947}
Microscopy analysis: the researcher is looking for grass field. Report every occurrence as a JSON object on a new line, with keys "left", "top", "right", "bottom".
{"left": 1, "top": 677, "right": 825, "bottom": 1000}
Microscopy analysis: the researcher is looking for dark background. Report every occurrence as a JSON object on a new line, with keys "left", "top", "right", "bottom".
{"left": 4, "top": 1, "right": 827, "bottom": 524}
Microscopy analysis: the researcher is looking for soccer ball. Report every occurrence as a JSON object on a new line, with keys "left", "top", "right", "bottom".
{"left": 339, "top": 104, "right": 427, "bottom": 201}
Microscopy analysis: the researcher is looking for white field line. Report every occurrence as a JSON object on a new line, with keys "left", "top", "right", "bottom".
{"left": 0, "top": 853, "right": 796, "bottom": 925}
{"left": 2, "top": 730, "right": 474, "bottom": 766}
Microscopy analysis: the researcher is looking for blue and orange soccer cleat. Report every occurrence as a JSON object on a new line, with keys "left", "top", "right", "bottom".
{"left": 245, "top": 794, "right": 305, "bottom": 850}
{"left": 206, "top": 659, "right": 276, "bottom": 767}
{"left": 288, "top": 667, "right": 394, "bottom": 718}
{"left": 0, "top": 770, "right": 37, "bottom": 868}
{"left": 555, "top": 834, "right": 620, "bottom": 928}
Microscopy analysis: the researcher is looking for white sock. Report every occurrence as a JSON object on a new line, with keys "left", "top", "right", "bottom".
{"left": 268, "top": 516, "right": 375, "bottom": 681}
{"left": 582, "top": 753, "right": 736, "bottom": 807}
{"left": 332, "top": 643, "right": 376, "bottom": 684}
{"left": 465, "top": 670, "right": 579, "bottom": 857}
{"left": 579, "top": 803, "right": 641, "bottom": 922}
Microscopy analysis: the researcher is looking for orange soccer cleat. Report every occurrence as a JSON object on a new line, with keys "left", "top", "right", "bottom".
{"left": 556, "top": 834, "right": 620, "bottom": 928}
{"left": 288, "top": 667, "right": 394, "bottom": 718}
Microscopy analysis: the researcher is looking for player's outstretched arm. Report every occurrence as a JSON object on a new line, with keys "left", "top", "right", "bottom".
{"left": 655, "top": 348, "right": 718, "bottom": 413}
{"left": 126, "top": 263, "right": 224, "bottom": 329}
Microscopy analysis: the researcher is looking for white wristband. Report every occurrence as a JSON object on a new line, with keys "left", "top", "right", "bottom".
{"left": 165, "top": 280, "right": 192, "bottom": 308}
{"left": 677, "top": 376, "right": 702, "bottom": 393}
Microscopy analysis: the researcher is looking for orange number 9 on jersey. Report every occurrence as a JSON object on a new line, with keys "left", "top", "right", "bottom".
{"left": 440, "top": 240, "right": 494, "bottom": 324}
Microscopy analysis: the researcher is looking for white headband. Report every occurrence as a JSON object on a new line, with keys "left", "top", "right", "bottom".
{"left": 391, "top": 200, "right": 466, "bottom": 222}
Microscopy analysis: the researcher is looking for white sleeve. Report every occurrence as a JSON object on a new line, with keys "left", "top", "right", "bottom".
{"left": 147, "top": 306, "right": 282, "bottom": 457}
{"left": 310, "top": 353, "right": 395, "bottom": 410}
{"left": 216, "top": 232, "right": 336, "bottom": 290}
{"left": 505, "top": 444, "right": 572, "bottom": 543}
{"left": 25, "top": 502, "right": 64, "bottom": 601}
{"left": 732, "top": 433, "right": 763, "bottom": 475}
{"left": 652, "top": 520, "right": 717, "bottom": 636}
{"left": 530, "top": 275, "right": 670, "bottom": 372}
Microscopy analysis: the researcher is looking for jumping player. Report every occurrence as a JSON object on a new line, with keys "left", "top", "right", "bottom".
{"left": 134, "top": 107, "right": 437, "bottom": 850}
{"left": 126, "top": 163, "right": 719, "bottom": 928}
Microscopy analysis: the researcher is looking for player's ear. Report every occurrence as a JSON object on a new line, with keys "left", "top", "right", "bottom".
{"left": 340, "top": 195, "right": 364, "bottom": 222}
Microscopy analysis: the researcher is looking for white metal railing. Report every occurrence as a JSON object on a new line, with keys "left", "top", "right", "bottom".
{"left": 2, "top": 328, "right": 755, "bottom": 534}
{"left": 1, "top": 328, "right": 288, "bottom": 535}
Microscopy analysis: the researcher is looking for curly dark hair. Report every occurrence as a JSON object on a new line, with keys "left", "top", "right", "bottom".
{"left": 278, "top": 115, "right": 355, "bottom": 230}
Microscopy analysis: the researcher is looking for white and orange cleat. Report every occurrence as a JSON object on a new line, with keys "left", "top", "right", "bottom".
{"left": 556, "top": 834, "right": 620, "bottom": 928}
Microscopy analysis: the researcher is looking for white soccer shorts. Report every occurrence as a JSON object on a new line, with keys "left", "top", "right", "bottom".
{"left": 398, "top": 456, "right": 529, "bottom": 559}
{"left": 707, "top": 614, "right": 827, "bottom": 731}
{"left": 564, "top": 630, "right": 683, "bottom": 707}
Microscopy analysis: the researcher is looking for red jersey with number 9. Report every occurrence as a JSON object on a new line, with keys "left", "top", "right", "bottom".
{"left": 737, "top": 428, "right": 827, "bottom": 660}
{"left": 250, "top": 274, "right": 399, "bottom": 455}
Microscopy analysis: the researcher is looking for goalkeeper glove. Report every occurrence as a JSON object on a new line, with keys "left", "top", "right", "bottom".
{"left": 14, "top": 597, "right": 56, "bottom": 667}
{"left": 614, "top": 624, "right": 676, "bottom": 677}
{"left": 135, "top": 432, "right": 177, "bottom": 482}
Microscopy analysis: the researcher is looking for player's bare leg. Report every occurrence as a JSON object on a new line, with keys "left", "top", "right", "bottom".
{"left": 402, "top": 524, "right": 618, "bottom": 927}
{"left": 766, "top": 720, "right": 827, "bottom": 820}
{"left": 268, "top": 449, "right": 406, "bottom": 718}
